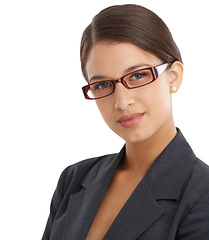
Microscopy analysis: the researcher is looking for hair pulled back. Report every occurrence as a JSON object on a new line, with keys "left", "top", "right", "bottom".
{"left": 80, "top": 4, "right": 182, "bottom": 81}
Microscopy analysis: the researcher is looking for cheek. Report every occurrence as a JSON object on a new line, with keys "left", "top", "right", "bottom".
{"left": 142, "top": 79, "right": 172, "bottom": 119}
{"left": 95, "top": 100, "right": 113, "bottom": 123}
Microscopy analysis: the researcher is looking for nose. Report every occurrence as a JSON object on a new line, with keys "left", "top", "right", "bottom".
{"left": 114, "top": 83, "right": 135, "bottom": 110}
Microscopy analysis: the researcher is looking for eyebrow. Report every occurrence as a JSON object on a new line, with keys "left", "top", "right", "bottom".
{"left": 124, "top": 63, "right": 151, "bottom": 74}
{"left": 89, "top": 63, "right": 151, "bottom": 82}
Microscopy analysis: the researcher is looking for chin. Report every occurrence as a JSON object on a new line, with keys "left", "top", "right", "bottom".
{"left": 124, "top": 132, "right": 151, "bottom": 144}
{"left": 114, "top": 125, "right": 154, "bottom": 144}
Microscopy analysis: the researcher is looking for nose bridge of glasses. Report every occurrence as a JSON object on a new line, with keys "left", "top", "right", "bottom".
{"left": 114, "top": 77, "right": 129, "bottom": 88}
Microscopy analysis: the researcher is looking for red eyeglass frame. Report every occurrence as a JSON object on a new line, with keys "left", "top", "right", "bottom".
{"left": 82, "top": 63, "right": 169, "bottom": 100}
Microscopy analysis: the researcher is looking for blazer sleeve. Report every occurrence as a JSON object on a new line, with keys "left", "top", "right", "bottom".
{"left": 41, "top": 166, "right": 72, "bottom": 240}
{"left": 176, "top": 190, "right": 209, "bottom": 240}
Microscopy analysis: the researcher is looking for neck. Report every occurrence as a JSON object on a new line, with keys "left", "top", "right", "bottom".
{"left": 123, "top": 120, "right": 177, "bottom": 175}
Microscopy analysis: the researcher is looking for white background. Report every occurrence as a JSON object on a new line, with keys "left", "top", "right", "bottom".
{"left": 0, "top": 0, "right": 209, "bottom": 239}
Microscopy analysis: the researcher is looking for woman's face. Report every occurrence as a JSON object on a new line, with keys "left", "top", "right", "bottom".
{"left": 85, "top": 42, "right": 177, "bottom": 144}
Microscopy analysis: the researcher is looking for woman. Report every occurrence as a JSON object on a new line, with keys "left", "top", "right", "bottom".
{"left": 42, "top": 4, "right": 209, "bottom": 240}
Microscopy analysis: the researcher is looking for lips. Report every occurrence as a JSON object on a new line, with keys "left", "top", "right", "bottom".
{"left": 117, "top": 113, "right": 144, "bottom": 128}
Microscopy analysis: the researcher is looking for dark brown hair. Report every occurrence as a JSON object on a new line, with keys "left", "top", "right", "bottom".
{"left": 80, "top": 4, "right": 182, "bottom": 81}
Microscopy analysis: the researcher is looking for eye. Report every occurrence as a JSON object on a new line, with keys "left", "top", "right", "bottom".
{"left": 93, "top": 81, "right": 112, "bottom": 90}
{"left": 130, "top": 72, "right": 147, "bottom": 80}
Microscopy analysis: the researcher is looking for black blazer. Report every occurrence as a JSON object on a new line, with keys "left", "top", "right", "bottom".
{"left": 42, "top": 130, "right": 209, "bottom": 239}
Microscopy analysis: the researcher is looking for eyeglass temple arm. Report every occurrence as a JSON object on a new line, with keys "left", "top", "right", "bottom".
{"left": 156, "top": 63, "right": 169, "bottom": 76}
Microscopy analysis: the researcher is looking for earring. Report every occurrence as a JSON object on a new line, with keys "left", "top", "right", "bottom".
{"left": 171, "top": 86, "right": 177, "bottom": 92}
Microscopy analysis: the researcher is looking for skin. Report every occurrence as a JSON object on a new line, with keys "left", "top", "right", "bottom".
{"left": 85, "top": 42, "right": 183, "bottom": 239}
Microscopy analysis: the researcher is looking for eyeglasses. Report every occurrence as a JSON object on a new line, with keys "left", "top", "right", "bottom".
{"left": 82, "top": 62, "right": 169, "bottom": 100}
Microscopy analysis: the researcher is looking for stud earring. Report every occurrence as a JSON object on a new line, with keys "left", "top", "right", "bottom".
{"left": 171, "top": 86, "right": 177, "bottom": 92}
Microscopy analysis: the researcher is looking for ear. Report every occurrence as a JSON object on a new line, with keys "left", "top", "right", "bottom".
{"left": 168, "top": 61, "right": 183, "bottom": 93}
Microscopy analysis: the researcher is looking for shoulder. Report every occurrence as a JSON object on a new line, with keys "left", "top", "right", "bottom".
{"left": 192, "top": 157, "right": 209, "bottom": 175}
{"left": 178, "top": 157, "right": 209, "bottom": 216}
{"left": 176, "top": 159, "right": 209, "bottom": 238}
{"left": 188, "top": 158, "right": 209, "bottom": 196}
{"left": 63, "top": 152, "right": 117, "bottom": 178}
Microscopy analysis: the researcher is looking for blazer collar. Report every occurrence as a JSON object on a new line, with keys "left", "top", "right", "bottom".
{"left": 145, "top": 128, "right": 196, "bottom": 200}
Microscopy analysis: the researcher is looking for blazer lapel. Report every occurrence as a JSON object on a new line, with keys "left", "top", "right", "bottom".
{"left": 103, "top": 177, "right": 165, "bottom": 239}
{"left": 62, "top": 147, "right": 125, "bottom": 239}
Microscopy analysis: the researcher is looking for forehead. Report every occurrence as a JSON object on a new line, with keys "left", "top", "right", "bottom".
{"left": 85, "top": 42, "right": 160, "bottom": 79}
